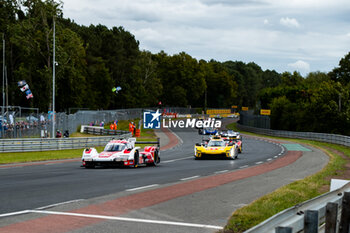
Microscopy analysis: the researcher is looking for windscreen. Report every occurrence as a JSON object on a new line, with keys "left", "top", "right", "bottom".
{"left": 104, "top": 143, "right": 126, "bottom": 152}
{"left": 208, "top": 140, "right": 225, "bottom": 147}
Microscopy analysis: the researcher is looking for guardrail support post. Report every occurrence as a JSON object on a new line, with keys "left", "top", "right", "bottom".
{"left": 275, "top": 226, "right": 292, "bottom": 233}
{"left": 325, "top": 202, "right": 338, "bottom": 233}
{"left": 304, "top": 210, "right": 319, "bottom": 233}
{"left": 340, "top": 192, "right": 350, "bottom": 233}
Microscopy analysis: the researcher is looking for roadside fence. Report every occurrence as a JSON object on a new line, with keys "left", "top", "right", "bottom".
{"left": 1, "top": 107, "right": 197, "bottom": 139}
{"left": 239, "top": 112, "right": 270, "bottom": 129}
{"left": 82, "top": 126, "right": 130, "bottom": 136}
{"left": 237, "top": 124, "right": 350, "bottom": 147}
{"left": 0, "top": 131, "right": 132, "bottom": 153}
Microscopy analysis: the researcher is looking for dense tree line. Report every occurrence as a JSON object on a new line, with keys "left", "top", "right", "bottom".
{"left": 259, "top": 64, "right": 350, "bottom": 135}
{"left": 0, "top": 0, "right": 281, "bottom": 112}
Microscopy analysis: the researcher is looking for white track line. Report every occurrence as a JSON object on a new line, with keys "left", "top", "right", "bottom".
{"left": 239, "top": 165, "right": 249, "bottom": 169}
{"left": 126, "top": 184, "right": 159, "bottom": 192}
{"left": 267, "top": 158, "right": 272, "bottom": 161}
{"left": 30, "top": 210, "right": 223, "bottom": 230}
{"left": 180, "top": 175, "right": 200, "bottom": 181}
{"left": 255, "top": 161, "right": 263, "bottom": 165}
{"left": 36, "top": 199, "right": 85, "bottom": 210}
{"left": 0, "top": 210, "right": 30, "bottom": 218}
{"left": 214, "top": 170, "right": 228, "bottom": 174}
{"left": 162, "top": 156, "right": 193, "bottom": 163}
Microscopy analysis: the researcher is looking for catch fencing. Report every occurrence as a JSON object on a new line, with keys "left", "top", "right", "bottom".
{"left": 1, "top": 107, "right": 197, "bottom": 139}
{"left": 0, "top": 131, "right": 132, "bottom": 153}
{"left": 244, "top": 184, "right": 350, "bottom": 233}
{"left": 239, "top": 112, "right": 270, "bottom": 129}
{"left": 237, "top": 124, "right": 350, "bottom": 147}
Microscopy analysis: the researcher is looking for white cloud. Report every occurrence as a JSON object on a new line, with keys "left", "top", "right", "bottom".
{"left": 288, "top": 60, "right": 310, "bottom": 74}
{"left": 280, "top": 17, "right": 300, "bottom": 28}
{"left": 62, "top": 0, "right": 350, "bottom": 74}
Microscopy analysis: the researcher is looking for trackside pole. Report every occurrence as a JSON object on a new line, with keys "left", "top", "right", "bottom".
{"left": 325, "top": 202, "right": 338, "bottom": 233}
{"left": 339, "top": 192, "right": 350, "bottom": 233}
{"left": 304, "top": 210, "right": 318, "bottom": 233}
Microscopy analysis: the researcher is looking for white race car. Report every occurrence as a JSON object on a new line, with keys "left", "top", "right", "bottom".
{"left": 82, "top": 138, "right": 160, "bottom": 168}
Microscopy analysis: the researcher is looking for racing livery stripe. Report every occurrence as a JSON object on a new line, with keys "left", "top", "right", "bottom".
{"left": 0, "top": 151, "right": 302, "bottom": 233}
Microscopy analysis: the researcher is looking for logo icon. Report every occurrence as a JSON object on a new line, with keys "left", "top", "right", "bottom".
{"left": 143, "top": 110, "right": 161, "bottom": 129}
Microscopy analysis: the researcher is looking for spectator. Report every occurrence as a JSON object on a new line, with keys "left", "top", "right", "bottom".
{"left": 63, "top": 130, "right": 69, "bottom": 138}
{"left": 129, "top": 122, "right": 133, "bottom": 133}
{"left": 56, "top": 130, "right": 62, "bottom": 138}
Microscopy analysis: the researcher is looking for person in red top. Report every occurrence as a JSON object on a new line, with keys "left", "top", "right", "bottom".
{"left": 129, "top": 122, "right": 133, "bottom": 132}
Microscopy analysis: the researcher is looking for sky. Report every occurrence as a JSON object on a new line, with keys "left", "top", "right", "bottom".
{"left": 62, "top": 0, "right": 350, "bottom": 76}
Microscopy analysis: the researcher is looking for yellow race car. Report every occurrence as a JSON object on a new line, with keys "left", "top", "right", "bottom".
{"left": 194, "top": 136, "right": 239, "bottom": 160}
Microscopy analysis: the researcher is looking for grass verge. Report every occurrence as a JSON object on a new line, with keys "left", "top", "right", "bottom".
{"left": 0, "top": 146, "right": 99, "bottom": 164}
{"left": 223, "top": 123, "right": 349, "bottom": 233}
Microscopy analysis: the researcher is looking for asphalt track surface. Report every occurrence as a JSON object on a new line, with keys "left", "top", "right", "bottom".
{"left": 0, "top": 125, "right": 283, "bottom": 215}
{"left": 4, "top": 120, "right": 331, "bottom": 233}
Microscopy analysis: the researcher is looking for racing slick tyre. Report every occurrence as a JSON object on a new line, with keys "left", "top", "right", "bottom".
{"left": 234, "top": 147, "right": 239, "bottom": 159}
{"left": 154, "top": 149, "right": 160, "bottom": 165}
{"left": 229, "top": 148, "right": 238, "bottom": 160}
{"left": 149, "top": 149, "right": 160, "bottom": 166}
{"left": 238, "top": 145, "right": 242, "bottom": 153}
{"left": 85, "top": 162, "right": 95, "bottom": 169}
{"left": 133, "top": 151, "right": 139, "bottom": 168}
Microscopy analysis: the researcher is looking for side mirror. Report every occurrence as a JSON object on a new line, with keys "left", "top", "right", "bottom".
{"left": 195, "top": 143, "right": 201, "bottom": 146}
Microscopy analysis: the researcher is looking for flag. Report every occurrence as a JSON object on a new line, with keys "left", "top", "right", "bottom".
{"left": 17, "top": 80, "right": 27, "bottom": 87}
{"left": 25, "top": 89, "right": 32, "bottom": 95}
{"left": 26, "top": 93, "right": 33, "bottom": 99}
{"left": 20, "top": 84, "right": 29, "bottom": 92}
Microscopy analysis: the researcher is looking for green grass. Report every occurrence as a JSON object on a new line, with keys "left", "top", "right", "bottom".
{"left": 223, "top": 123, "right": 349, "bottom": 232}
{"left": 0, "top": 147, "right": 98, "bottom": 164}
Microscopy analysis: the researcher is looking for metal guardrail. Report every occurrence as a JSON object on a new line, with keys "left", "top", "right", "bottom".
{"left": 83, "top": 127, "right": 130, "bottom": 136}
{"left": 238, "top": 123, "right": 350, "bottom": 232}
{"left": 237, "top": 124, "right": 350, "bottom": 147}
{"left": 0, "top": 132, "right": 132, "bottom": 153}
{"left": 244, "top": 183, "right": 350, "bottom": 233}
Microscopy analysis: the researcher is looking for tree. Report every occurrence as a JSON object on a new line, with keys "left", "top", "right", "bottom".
{"left": 9, "top": 0, "right": 64, "bottom": 110}
{"left": 329, "top": 51, "right": 350, "bottom": 85}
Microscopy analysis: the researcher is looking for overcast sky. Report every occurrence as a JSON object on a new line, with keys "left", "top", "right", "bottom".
{"left": 62, "top": 0, "right": 350, "bottom": 76}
